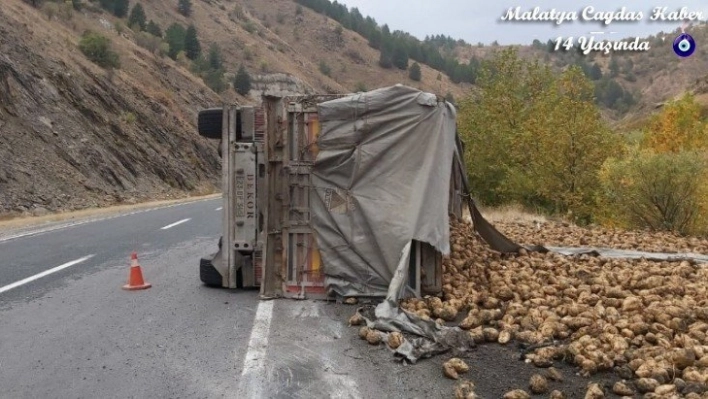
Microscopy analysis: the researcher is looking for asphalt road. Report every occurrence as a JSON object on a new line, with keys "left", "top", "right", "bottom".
{"left": 0, "top": 198, "right": 621, "bottom": 399}
{"left": 0, "top": 198, "right": 455, "bottom": 399}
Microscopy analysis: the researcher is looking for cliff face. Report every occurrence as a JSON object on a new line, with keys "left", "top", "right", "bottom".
{"left": 0, "top": 4, "right": 222, "bottom": 216}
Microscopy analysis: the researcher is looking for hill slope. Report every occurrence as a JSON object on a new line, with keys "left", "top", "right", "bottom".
{"left": 1, "top": 0, "right": 706, "bottom": 217}
{"left": 0, "top": 0, "right": 466, "bottom": 217}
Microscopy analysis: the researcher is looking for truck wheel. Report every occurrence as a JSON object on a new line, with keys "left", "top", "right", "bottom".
{"left": 198, "top": 108, "right": 223, "bottom": 139}
{"left": 200, "top": 257, "right": 223, "bottom": 287}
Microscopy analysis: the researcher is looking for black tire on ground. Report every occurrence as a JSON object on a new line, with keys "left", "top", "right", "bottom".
{"left": 198, "top": 108, "right": 223, "bottom": 139}
{"left": 200, "top": 257, "right": 223, "bottom": 287}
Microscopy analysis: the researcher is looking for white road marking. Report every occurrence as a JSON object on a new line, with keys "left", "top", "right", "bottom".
{"left": 238, "top": 300, "right": 275, "bottom": 399}
{"left": 160, "top": 218, "right": 191, "bottom": 230}
{"left": 0, "top": 255, "right": 95, "bottom": 295}
{"left": 215, "top": 207, "right": 223, "bottom": 211}
{"left": 0, "top": 198, "right": 219, "bottom": 243}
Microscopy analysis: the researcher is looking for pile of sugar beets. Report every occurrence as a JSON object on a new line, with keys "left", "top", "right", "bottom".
{"left": 349, "top": 216, "right": 708, "bottom": 398}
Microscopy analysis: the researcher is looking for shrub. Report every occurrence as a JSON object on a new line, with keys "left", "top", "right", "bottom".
{"left": 408, "top": 62, "right": 421, "bottom": 81}
{"left": 135, "top": 31, "right": 162, "bottom": 54}
{"left": 41, "top": 2, "right": 58, "bottom": 19}
{"left": 233, "top": 64, "right": 251, "bottom": 95}
{"left": 203, "top": 69, "right": 227, "bottom": 93}
{"left": 318, "top": 60, "right": 331, "bottom": 77}
{"left": 78, "top": 31, "right": 120, "bottom": 69}
{"left": 599, "top": 148, "right": 708, "bottom": 235}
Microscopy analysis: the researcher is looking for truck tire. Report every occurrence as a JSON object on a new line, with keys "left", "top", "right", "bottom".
{"left": 200, "top": 256, "right": 223, "bottom": 287}
{"left": 198, "top": 108, "right": 223, "bottom": 139}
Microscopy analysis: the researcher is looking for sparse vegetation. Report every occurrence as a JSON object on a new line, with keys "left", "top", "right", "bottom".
{"left": 78, "top": 31, "right": 120, "bottom": 69}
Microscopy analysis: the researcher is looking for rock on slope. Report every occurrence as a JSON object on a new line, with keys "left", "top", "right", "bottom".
{"left": 0, "top": 2, "right": 221, "bottom": 216}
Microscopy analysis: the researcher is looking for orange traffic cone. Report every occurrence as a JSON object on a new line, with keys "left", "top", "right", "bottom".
{"left": 122, "top": 252, "right": 152, "bottom": 290}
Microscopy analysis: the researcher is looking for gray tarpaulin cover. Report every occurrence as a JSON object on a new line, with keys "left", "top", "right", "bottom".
{"left": 311, "top": 84, "right": 456, "bottom": 299}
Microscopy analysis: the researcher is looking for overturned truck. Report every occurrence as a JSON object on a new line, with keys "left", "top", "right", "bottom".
{"left": 197, "top": 84, "right": 520, "bottom": 301}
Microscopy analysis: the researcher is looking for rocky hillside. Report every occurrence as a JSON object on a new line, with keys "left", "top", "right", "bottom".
{"left": 0, "top": 0, "right": 465, "bottom": 218}
{"left": 0, "top": 2, "right": 225, "bottom": 217}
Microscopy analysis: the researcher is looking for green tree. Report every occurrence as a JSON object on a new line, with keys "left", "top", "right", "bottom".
{"left": 113, "top": 0, "right": 129, "bottom": 17}
{"left": 128, "top": 3, "right": 146, "bottom": 31}
{"left": 378, "top": 44, "right": 393, "bottom": 69}
{"left": 526, "top": 66, "right": 619, "bottom": 220}
{"left": 78, "top": 31, "right": 120, "bottom": 69}
{"left": 589, "top": 63, "right": 603, "bottom": 80}
{"left": 178, "top": 0, "right": 191, "bottom": 17}
{"left": 608, "top": 56, "right": 619, "bottom": 77}
{"left": 408, "top": 62, "right": 421, "bottom": 81}
{"left": 165, "top": 23, "right": 186, "bottom": 59}
{"left": 392, "top": 42, "right": 409, "bottom": 70}
{"left": 368, "top": 29, "right": 382, "bottom": 49}
{"left": 457, "top": 48, "right": 617, "bottom": 220}
{"left": 184, "top": 24, "right": 201, "bottom": 60}
{"left": 146, "top": 20, "right": 162, "bottom": 37}
{"left": 207, "top": 43, "right": 223, "bottom": 71}
{"left": 233, "top": 64, "right": 251, "bottom": 95}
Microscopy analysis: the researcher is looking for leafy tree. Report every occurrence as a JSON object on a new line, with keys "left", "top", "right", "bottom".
{"left": 457, "top": 48, "right": 618, "bottom": 220}
{"left": 408, "top": 62, "right": 421, "bottom": 81}
{"left": 643, "top": 93, "right": 707, "bottom": 153}
{"left": 128, "top": 3, "right": 146, "bottom": 31}
{"left": 184, "top": 24, "right": 201, "bottom": 60}
{"left": 233, "top": 64, "right": 252, "bottom": 95}
{"left": 78, "top": 31, "right": 120, "bottom": 69}
{"left": 146, "top": 20, "right": 162, "bottom": 37}
{"left": 445, "top": 92, "right": 455, "bottom": 104}
{"left": 527, "top": 66, "right": 619, "bottom": 219}
{"left": 165, "top": 23, "right": 186, "bottom": 59}
{"left": 178, "top": 0, "right": 192, "bottom": 17}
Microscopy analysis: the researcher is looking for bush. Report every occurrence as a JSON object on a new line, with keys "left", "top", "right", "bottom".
{"left": 408, "top": 62, "right": 421, "bottom": 81}
{"left": 318, "top": 60, "right": 331, "bottom": 77}
{"left": 233, "top": 64, "right": 251, "bottom": 95}
{"left": 41, "top": 2, "right": 58, "bottom": 19}
{"left": 599, "top": 149, "right": 708, "bottom": 235}
{"left": 78, "top": 31, "right": 120, "bottom": 69}
{"left": 203, "top": 69, "right": 227, "bottom": 93}
{"left": 135, "top": 31, "right": 162, "bottom": 54}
